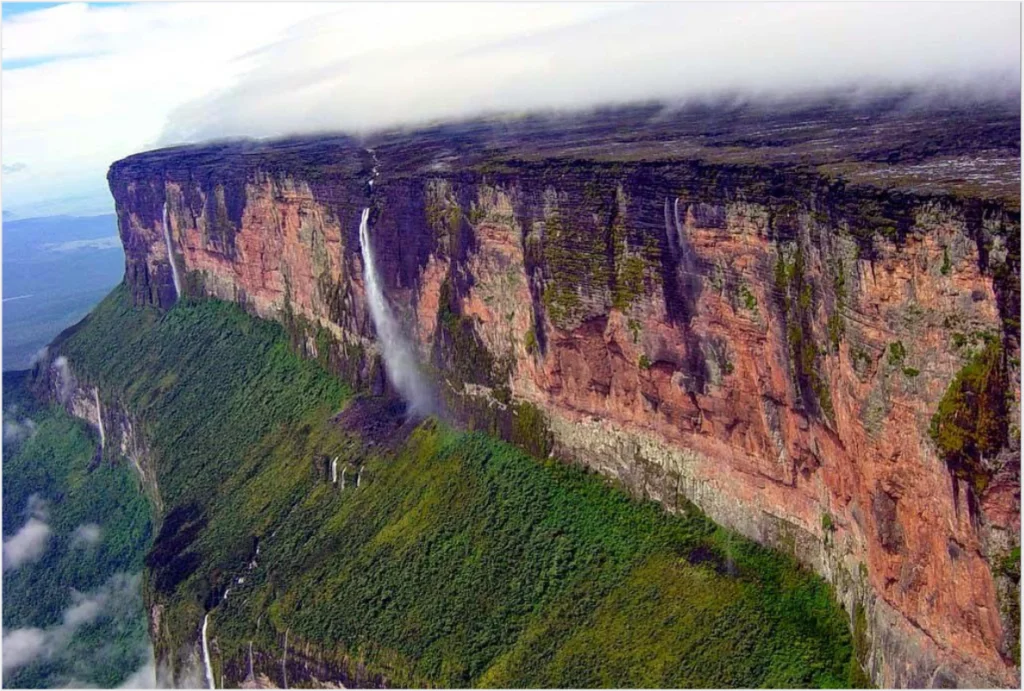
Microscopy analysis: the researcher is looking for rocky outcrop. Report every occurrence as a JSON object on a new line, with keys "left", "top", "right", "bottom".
{"left": 222, "top": 631, "right": 389, "bottom": 689}
{"left": 38, "top": 353, "right": 164, "bottom": 515}
{"left": 106, "top": 104, "right": 1020, "bottom": 687}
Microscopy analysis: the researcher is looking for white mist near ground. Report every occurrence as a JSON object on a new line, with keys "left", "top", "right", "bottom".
{"left": 2, "top": 573, "right": 149, "bottom": 684}
{"left": 358, "top": 208, "right": 434, "bottom": 416}
{"left": 162, "top": 202, "right": 182, "bottom": 299}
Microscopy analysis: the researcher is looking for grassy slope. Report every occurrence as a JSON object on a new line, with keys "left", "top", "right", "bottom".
{"left": 2, "top": 371, "right": 153, "bottom": 688}
{"left": 54, "top": 285, "right": 862, "bottom": 688}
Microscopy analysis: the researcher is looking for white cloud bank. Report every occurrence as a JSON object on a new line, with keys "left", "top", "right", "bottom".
{"left": 162, "top": 2, "right": 1022, "bottom": 142}
{"left": 2, "top": 2, "right": 1019, "bottom": 215}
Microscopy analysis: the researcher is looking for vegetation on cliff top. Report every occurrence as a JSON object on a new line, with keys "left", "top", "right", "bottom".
{"left": 48, "top": 285, "right": 861, "bottom": 688}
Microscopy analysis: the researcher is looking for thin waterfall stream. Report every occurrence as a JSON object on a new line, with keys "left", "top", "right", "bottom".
{"left": 162, "top": 202, "right": 183, "bottom": 299}
{"left": 201, "top": 613, "right": 216, "bottom": 689}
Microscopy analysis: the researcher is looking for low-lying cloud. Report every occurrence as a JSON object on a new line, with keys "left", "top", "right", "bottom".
{"left": 1, "top": 628, "right": 48, "bottom": 672}
{"left": 2, "top": 518, "right": 51, "bottom": 571}
{"left": 3, "top": 495, "right": 51, "bottom": 571}
{"left": 28, "top": 345, "right": 49, "bottom": 367}
{"left": 71, "top": 524, "right": 102, "bottom": 548}
{"left": 116, "top": 648, "right": 158, "bottom": 689}
{"left": 43, "top": 236, "right": 122, "bottom": 253}
{"left": 2, "top": 573, "right": 144, "bottom": 678}
{"left": 4, "top": 416, "right": 37, "bottom": 444}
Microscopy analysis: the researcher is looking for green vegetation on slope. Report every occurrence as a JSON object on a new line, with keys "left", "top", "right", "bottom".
{"left": 2, "top": 372, "right": 153, "bottom": 688}
{"left": 52, "top": 284, "right": 861, "bottom": 688}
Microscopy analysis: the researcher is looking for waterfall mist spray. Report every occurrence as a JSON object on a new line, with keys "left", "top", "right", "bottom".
{"left": 358, "top": 208, "right": 434, "bottom": 415}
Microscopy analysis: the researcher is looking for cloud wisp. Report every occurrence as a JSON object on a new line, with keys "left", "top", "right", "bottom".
{"left": 42, "top": 236, "right": 122, "bottom": 253}
{"left": 3, "top": 416, "right": 37, "bottom": 444}
{"left": 1, "top": 573, "right": 145, "bottom": 678}
{"left": 3, "top": 495, "right": 51, "bottom": 571}
{"left": 71, "top": 523, "right": 102, "bottom": 548}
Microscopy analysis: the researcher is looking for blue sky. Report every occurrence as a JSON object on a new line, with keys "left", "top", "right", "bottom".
{"left": 2, "top": 3, "right": 130, "bottom": 21}
{"left": 3, "top": 3, "right": 64, "bottom": 19}
{"left": 2, "top": 2, "right": 1020, "bottom": 220}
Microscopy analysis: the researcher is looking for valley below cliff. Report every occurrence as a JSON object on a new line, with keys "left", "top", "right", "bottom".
{"left": 13, "top": 97, "right": 1021, "bottom": 688}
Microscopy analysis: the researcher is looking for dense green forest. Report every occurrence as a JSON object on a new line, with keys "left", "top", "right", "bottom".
{"left": 2, "top": 371, "right": 153, "bottom": 688}
{"left": 37, "top": 284, "right": 866, "bottom": 688}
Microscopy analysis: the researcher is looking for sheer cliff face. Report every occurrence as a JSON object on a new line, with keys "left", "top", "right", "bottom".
{"left": 107, "top": 107, "right": 1021, "bottom": 687}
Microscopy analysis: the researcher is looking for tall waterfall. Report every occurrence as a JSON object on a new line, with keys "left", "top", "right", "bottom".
{"left": 201, "top": 613, "right": 216, "bottom": 689}
{"left": 358, "top": 207, "right": 433, "bottom": 415}
{"left": 162, "top": 202, "right": 183, "bottom": 299}
{"left": 93, "top": 388, "right": 106, "bottom": 450}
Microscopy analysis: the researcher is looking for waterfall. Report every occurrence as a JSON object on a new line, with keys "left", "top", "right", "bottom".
{"left": 358, "top": 207, "right": 433, "bottom": 414}
{"left": 664, "top": 198, "right": 678, "bottom": 259}
{"left": 281, "top": 629, "right": 289, "bottom": 689}
{"left": 671, "top": 197, "right": 698, "bottom": 277}
{"left": 340, "top": 467, "right": 346, "bottom": 490}
{"left": 331, "top": 457, "right": 338, "bottom": 484}
{"left": 357, "top": 465, "right": 363, "bottom": 488}
{"left": 201, "top": 613, "right": 216, "bottom": 689}
{"left": 673, "top": 198, "right": 683, "bottom": 248}
{"left": 93, "top": 388, "right": 106, "bottom": 450}
{"left": 248, "top": 641, "right": 255, "bottom": 681}
{"left": 162, "top": 202, "right": 183, "bottom": 299}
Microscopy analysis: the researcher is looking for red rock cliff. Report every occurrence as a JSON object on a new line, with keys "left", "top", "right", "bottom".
{"left": 108, "top": 103, "right": 1021, "bottom": 687}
